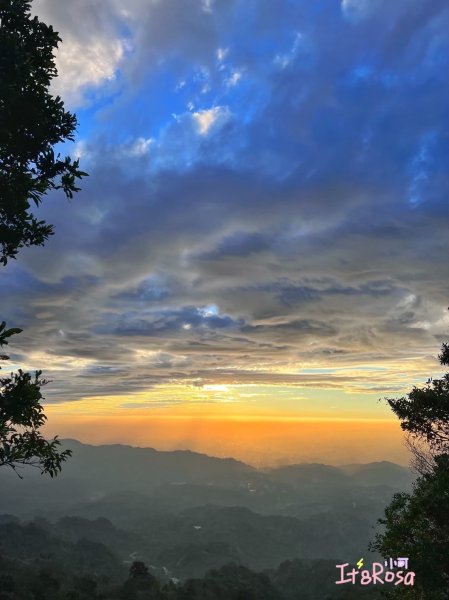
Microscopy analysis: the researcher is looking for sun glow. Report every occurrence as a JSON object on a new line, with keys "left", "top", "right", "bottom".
{"left": 202, "top": 384, "right": 230, "bottom": 392}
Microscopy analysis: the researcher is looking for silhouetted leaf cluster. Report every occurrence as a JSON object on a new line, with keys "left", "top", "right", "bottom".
{"left": 0, "top": 322, "right": 71, "bottom": 476}
{"left": 0, "top": 0, "right": 87, "bottom": 265}
{"left": 0, "top": 0, "right": 86, "bottom": 477}
{"left": 373, "top": 339, "right": 449, "bottom": 599}
{"left": 385, "top": 343, "right": 449, "bottom": 459}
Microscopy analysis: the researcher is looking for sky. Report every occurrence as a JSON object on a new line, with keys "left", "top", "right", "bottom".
{"left": 2, "top": 0, "right": 449, "bottom": 466}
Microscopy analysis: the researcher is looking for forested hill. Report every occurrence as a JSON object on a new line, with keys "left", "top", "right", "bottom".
{"left": 0, "top": 516, "right": 383, "bottom": 600}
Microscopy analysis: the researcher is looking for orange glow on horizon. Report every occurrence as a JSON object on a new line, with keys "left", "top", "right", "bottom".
{"left": 43, "top": 411, "right": 409, "bottom": 468}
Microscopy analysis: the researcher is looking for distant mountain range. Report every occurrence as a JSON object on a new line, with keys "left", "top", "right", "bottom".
{"left": 0, "top": 439, "right": 415, "bottom": 518}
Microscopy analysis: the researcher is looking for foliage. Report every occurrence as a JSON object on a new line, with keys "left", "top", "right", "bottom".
{"left": 370, "top": 454, "right": 449, "bottom": 599}
{"left": 0, "top": 518, "right": 386, "bottom": 600}
{"left": 0, "top": 0, "right": 87, "bottom": 476}
{"left": 385, "top": 340, "right": 449, "bottom": 473}
{"left": 129, "top": 561, "right": 150, "bottom": 579}
{"left": 121, "top": 562, "right": 163, "bottom": 600}
{"left": 372, "top": 340, "right": 449, "bottom": 599}
{"left": 0, "top": 322, "right": 71, "bottom": 476}
{"left": 0, "top": 0, "right": 87, "bottom": 265}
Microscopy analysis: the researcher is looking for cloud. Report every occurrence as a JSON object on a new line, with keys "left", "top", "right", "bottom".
{"left": 341, "top": 0, "right": 378, "bottom": 19}
{"left": 32, "top": 0, "right": 235, "bottom": 107}
{"left": 192, "top": 106, "right": 232, "bottom": 135}
{"left": 216, "top": 47, "right": 229, "bottom": 62}
{"left": 2, "top": 0, "right": 448, "bottom": 408}
{"left": 225, "top": 69, "right": 243, "bottom": 87}
{"left": 32, "top": 0, "right": 127, "bottom": 107}
{"left": 52, "top": 36, "right": 125, "bottom": 107}
{"left": 127, "top": 137, "right": 154, "bottom": 157}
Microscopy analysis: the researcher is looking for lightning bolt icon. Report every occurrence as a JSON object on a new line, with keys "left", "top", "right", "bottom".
{"left": 357, "top": 558, "right": 364, "bottom": 569}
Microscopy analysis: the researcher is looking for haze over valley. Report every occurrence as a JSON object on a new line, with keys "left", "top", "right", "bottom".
{"left": 0, "top": 440, "right": 414, "bottom": 586}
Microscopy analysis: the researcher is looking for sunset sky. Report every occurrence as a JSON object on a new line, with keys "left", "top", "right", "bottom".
{"left": 2, "top": 0, "right": 448, "bottom": 465}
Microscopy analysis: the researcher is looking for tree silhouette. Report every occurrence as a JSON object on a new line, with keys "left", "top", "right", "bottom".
{"left": 0, "top": 322, "right": 71, "bottom": 476}
{"left": 0, "top": 0, "right": 87, "bottom": 475}
{"left": 129, "top": 562, "right": 150, "bottom": 579}
{"left": 387, "top": 340, "right": 449, "bottom": 474}
{"left": 0, "top": 0, "right": 87, "bottom": 265}
{"left": 371, "top": 339, "right": 449, "bottom": 599}
{"left": 122, "top": 562, "right": 162, "bottom": 600}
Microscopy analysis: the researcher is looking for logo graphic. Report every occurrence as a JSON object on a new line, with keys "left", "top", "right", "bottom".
{"left": 335, "top": 558, "right": 415, "bottom": 587}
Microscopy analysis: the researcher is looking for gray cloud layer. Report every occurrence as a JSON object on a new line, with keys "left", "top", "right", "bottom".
{"left": 2, "top": 0, "right": 448, "bottom": 404}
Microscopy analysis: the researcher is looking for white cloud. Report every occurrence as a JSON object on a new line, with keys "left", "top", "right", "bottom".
{"left": 32, "top": 0, "right": 126, "bottom": 108}
{"left": 202, "top": 0, "right": 214, "bottom": 13}
{"left": 73, "top": 139, "right": 88, "bottom": 160}
{"left": 274, "top": 32, "right": 304, "bottom": 69}
{"left": 340, "top": 0, "right": 397, "bottom": 20}
{"left": 127, "top": 137, "right": 154, "bottom": 157}
{"left": 192, "top": 106, "right": 231, "bottom": 135}
{"left": 226, "top": 69, "right": 243, "bottom": 87}
{"left": 216, "top": 47, "right": 229, "bottom": 62}
{"left": 32, "top": 0, "right": 241, "bottom": 110}
{"left": 341, "top": 0, "right": 369, "bottom": 18}
{"left": 51, "top": 37, "right": 125, "bottom": 107}
{"left": 135, "top": 350, "right": 190, "bottom": 368}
